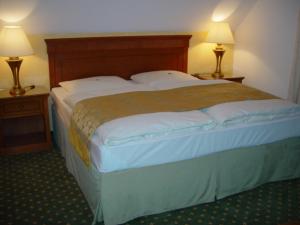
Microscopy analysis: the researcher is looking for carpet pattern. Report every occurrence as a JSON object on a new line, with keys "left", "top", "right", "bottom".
{"left": 0, "top": 150, "right": 299, "bottom": 225}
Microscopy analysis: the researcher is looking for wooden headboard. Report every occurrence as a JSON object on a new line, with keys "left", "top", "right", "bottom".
{"left": 45, "top": 35, "right": 192, "bottom": 88}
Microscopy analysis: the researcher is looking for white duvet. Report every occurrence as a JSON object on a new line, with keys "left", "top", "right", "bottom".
{"left": 97, "top": 111, "right": 216, "bottom": 146}
{"left": 63, "top": 80, "right": 300, "bottom": 146}
{"left": 203, "top": 99, "right": 300, "bottom": 126}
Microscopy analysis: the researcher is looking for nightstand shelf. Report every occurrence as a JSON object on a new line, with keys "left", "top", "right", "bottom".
{"left": 192, "top": 73, "right": 245, "bottom": 83}
{"left": 4, "top": 132, "right": 46, "bottom": 148}
{"left": 0, "top": 86, "right": 51, "bottom": 155}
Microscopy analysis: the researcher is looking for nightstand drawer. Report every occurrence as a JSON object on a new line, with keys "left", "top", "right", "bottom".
{"left": 0, "top": 97, "right": 43, "bottom": 118}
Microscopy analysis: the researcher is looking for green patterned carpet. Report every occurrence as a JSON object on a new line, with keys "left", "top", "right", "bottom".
{"left": 0, "top": 150, "right": 299, "bottom": 225}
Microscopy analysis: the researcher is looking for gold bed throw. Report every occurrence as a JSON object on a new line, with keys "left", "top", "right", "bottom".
{"left": 69, "top": 83, "right": 277, "bottom": 166}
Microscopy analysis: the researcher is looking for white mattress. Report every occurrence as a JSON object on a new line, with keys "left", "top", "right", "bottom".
{"left": 51, "top": 86, "right": 300, "bottom": 173}
{"left": 50, "top": 87, "right": 72, "bottom": 127}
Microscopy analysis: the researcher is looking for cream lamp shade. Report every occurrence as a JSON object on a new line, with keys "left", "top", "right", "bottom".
{"left": 0, "top": 25, "right": 33, "bottom": 96}
{"left": 206, "top": 22, "right": 234, "bottom": 44}
{"left": 0, "top": 25, "right": 33, "bottom": 57}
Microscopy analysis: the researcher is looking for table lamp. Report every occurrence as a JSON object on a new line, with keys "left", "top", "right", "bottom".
{"left": 0, "top": 26, "right": 34, "bottom": 96}
{"left": 206, "top": 22, "right": 234, "bottom": 78}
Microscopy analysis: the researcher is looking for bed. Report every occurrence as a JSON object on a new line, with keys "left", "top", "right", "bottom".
{"left": 45, "top": 35, "right": 300, "bottom": 225}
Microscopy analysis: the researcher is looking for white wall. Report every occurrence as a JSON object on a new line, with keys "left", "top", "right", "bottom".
{"left": 0, "top": 0, "right": 256, "bottom": 89}
{"left": 0, "top": 0, "right": 257, "bottom": 34}
{"left": 233, "top": 0, "right": 300, "bottom": 98}
{"left": 23, "top": 0, "right": 220, "bottom": 34}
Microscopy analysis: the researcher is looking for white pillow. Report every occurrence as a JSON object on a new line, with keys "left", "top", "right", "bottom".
{"left": 59, "top": 76, "right": 133, "bottom": 93}
{"left": 130, "top": 70, "right": 197, "bottom": 85}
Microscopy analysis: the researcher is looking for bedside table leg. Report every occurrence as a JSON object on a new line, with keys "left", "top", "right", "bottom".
{"left": 0, "top": 119, "right": 3, "bottom": 153}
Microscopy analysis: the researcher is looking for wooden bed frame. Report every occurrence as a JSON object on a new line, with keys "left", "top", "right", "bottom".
{"left": 45, "top": 35, "right": 300, "bottom": 225}
{"left": 45, "top": 35, "right": 191, "bottom": 88}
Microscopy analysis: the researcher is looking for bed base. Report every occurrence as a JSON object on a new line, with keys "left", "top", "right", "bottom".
{"left": 52, "top": 104, "right": 300, "bottom": 225}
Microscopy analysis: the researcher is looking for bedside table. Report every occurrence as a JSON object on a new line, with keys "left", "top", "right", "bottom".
{"left": 0, "top": 86, "right": 52, "bottom": 155}
{"left": 192, "top": 73, "right": 245, "bottom": 83}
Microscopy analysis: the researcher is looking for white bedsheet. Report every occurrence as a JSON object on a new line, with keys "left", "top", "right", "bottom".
{"left": 50, "top": 87, "right": 72, "bottom": 127}
{"left": 63, "top": 84, "right": 153, "bottom": 109}
{"left": 51, "top": 82, "right": 300, "bottom": 173}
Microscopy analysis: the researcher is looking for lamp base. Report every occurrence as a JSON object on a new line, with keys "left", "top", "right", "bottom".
{"left": 6, "top": 57, "right": 26, "bottom": 96}
{"left": 9, "top": 86, "right": 26, "bottom": 96}
{"left": 212, "top": 72, "right": 224, "bottom": 79}
{"left": 212, "top": 44, "right": 225, "bottom": 79}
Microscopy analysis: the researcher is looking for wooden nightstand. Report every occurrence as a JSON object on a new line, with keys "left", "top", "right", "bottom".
{"left": 192, "top": 73, "right": 245, "bottom": 83}
{"left": 0, "top": 86, "right": 52, "bottom": 155}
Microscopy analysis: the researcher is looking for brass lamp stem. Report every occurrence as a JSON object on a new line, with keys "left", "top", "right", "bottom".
{"left": 6, "top": 57, "right": 25, "bottom": 96}
{"left": 212, "top": 43, "right": 225, "bottom": 78}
